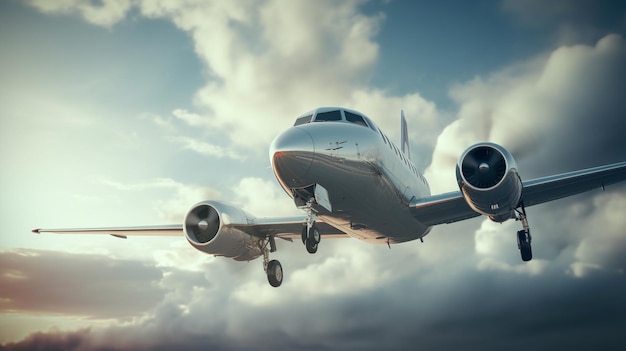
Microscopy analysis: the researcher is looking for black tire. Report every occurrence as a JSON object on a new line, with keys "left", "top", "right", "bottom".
{"left": 267, "top": 260, "right": 283, "bottom": 287}
{"left": 306, "top": 238, "right": 318, "bottom": 254}
{"left": 517, "top": 230, "right": 533, "bottom": 262}
{"left": 308, "top": 226, "right": 321, "bottom": 244}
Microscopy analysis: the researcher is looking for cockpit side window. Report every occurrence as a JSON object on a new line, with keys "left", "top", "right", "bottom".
{"left": 313, "top": 110, "right": 342, "bottom": 122}
{"left": 344, "top": 111, "right": 368, "bottom": 127}
{"left": 294, "top": 115, "right": 312, "bottom": 126}
{"left": 363, "top": 116, "right": 378, "bottom": 132}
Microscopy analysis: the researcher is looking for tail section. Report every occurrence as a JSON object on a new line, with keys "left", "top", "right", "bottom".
{"left": 400, "top": 110, "right": 411, "bottom": 160}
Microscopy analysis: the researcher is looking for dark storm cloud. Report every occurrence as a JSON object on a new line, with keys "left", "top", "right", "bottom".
{"left": 501, "top": 0, "right": 626, "bottom": 44}
{"left": 2, "top": 265, "right": 625, "bottom": 351}
{"left": 0, "top": 249, "right": 165, "bottom": 318}
{"left": 433, "top": 34, "right": 626, "bottom": 179}
{"left": 516, "top": 33, "right": 626, "bottom": 175}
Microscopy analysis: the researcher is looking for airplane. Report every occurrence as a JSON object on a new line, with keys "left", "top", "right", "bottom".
{"left": 33, "top": 107, "right": 626, "bottom": 287}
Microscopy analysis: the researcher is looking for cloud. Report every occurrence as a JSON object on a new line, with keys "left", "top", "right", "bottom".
{"left": 26, "top": 0, "right": 133, "bottom": 27}
{"left": 569, "top": 189, "right": 626, "bottom": 276}
{"left": 232, "top": 177, "right": 301, "bottom": 217}
{"left": 28, "top": 0, "right": 438, "bottom": 153}
{"left": 147, "top": 0, "right": 388, "bottom": 150}
{"left": 170, "top": 136, "right": 246, "bottom": 161}
{"left": 0, "top": 249, "right": 165, "bottom": 319}
{"left": 426, "top": 34, "right": 626, "bottom": 193}
{"left": 96, "top": 177, "right": 220, "bottom": 222}
{"left": 501, "top": 0, "right": 626, "bottom": 44}
{"left": 20, "top": 0, "right": 445, "bottom": 176}
{"left": 425, "top": 34, "right": 626, "bottom": 283}
{"left": 2, "top": 246, "right": 626, "bottom": 350}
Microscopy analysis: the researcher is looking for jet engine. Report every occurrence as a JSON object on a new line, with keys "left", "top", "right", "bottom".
{"left": 183, "top": 200, "right": 263, "bottom": 261}
{"left": 456, "top": 143, "right": 522, "bottom": 222}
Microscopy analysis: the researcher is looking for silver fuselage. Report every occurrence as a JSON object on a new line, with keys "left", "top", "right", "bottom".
{"left": 270, "top": 111, "right": 432, "bottom": 244}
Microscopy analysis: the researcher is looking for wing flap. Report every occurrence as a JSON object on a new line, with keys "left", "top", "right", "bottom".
{"left": 233, "top": 217, "right": 346, "bottom": 240}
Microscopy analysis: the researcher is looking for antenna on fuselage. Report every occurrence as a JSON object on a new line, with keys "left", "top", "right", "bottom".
{"left": 400, "top": 110, "right": 411, "bottom": 161}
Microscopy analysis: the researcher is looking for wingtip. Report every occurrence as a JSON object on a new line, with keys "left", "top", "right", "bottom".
{"left": 32, "top": 229, "right": 40, "bottom": 233}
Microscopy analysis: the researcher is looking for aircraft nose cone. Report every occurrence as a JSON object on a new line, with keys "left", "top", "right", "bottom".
{"left": 270, "top": 127, "right": 315, "bottom": 188}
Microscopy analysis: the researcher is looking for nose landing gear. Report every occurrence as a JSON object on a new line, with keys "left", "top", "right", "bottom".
{"left": 300, "top": 198, "right": 321, "bottom": 254}
{"left": 302, "top": 225, "right": 321, "bottom": 253}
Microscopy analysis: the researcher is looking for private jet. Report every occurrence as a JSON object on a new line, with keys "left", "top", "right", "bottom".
{"left": 34, "top": 107, "right": 626, "bottom": 287}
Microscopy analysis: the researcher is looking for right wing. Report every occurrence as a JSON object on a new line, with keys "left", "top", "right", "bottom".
{"left": 411, "top": 161, "right": 626, "bottom": 227}
{"left": 520, "top": 161, "right": 626, "bottom": 207}
{"left": 410, "top": 192, "right": 479, "bottom": 226}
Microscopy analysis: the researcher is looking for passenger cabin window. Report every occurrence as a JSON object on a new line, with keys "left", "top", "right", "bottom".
{"left": 313, "top": 110, "right": 342, "bottom": 122}
{"left": 294, "top": 115, "right": 312, "bottom": 126}
{"left": 345, "top": 111, "right": 368, "bottom": 127}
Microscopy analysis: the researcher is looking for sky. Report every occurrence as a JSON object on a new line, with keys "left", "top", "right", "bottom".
{"left": 1, "top": 0, "right": 626, "bottom": 350}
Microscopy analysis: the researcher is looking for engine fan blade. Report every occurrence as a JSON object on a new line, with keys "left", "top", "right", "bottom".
{"left": 207, "top": 206, "right": 219, "bottom": 226}
{"left": 462, "top": 146, "right": 507, "bottom": 188}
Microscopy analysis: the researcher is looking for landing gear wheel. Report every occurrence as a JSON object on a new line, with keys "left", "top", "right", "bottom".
{"left": 305, "top": 226, "right": 320, "bottom": 254}
{"left": 309, "top": 226, "right": 321, "bottom": 244}
{"left": 266, "top": 259, "right": 283, "bottom": 287}
{"left": 301, "top": 226, "right": 307, "bottom": 244}
{"left": 517, "top": 230, "right": 532, "bottom": 262}
{"left": 305, "top": 237, "right": 318, "bottom": 254}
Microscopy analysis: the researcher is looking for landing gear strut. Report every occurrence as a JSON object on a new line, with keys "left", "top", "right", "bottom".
{"left": 263, "top": 236, "right": 283, "bottom": 287}
{"left": 515, "top": 203, "right": 532, "bottom": 261}
{"left": 300, "top": 198, "right": 321, "bottom": 254}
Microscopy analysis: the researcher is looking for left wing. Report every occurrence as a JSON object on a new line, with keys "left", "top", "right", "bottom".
{"left": 32, "top": 225, "right": 183, "bottom": 238}
{"left": 33, "top": 218, "right": 347, "bottom": 240}
{"left": 411, "top": 161, "right": 626, "bottom": 226}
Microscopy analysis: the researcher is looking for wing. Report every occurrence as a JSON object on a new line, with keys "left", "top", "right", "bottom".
{"left": 32, "top": 225, "right": 184, "bottom": 238}
{"left": 410, "top": 191, "right": 479, "bottom": 226}
{"left": 411, "top": 161, "right": 626, "bottom": 226}
{"left": 33, "top": 218, "right": 347, "bottom": 240}
{"left": 520, "top": 161, "right": 626, "bottom": 206}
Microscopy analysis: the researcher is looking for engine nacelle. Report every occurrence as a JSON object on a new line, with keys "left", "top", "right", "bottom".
{"left": 456, "top": 143, "right": 522, "bottom": 222}
{"left": 183, "top": 200, "right": 263, "bottom": 261}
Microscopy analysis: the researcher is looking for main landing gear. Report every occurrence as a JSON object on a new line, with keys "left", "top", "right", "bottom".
{"left": 261, "top": 198, "right": 321, "bottom": 287}
{"left": 263, "top": 236, "right": 283, "bottom": 287}
{"left": 515, "top": 203, "right": 532, "bottom": 261}
{"left": 301, "top": 199, "right": 321, "bottom": 254}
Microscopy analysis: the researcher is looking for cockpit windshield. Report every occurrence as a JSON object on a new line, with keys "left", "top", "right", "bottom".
{"left": 344, "top": 111, "right": 367, "bottom": 127}
{"left": 314, "top": 110, "right": 342, "bottom": 122}
{"left": 293, "top": 108, "right": 378, "bottom": 132}
{"left": 294, "top": 115, "right": 312, "bottom": 126}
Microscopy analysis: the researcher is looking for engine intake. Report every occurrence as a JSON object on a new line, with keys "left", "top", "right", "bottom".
{"left": 183, "top": 201, "right": 263, "bottom": 261}
{"left": 460, "top": 145, "right": 507, "bottom": 189}
{"left": 456, "top": 143, "right": 522, "bottom": 222}
{"left": 185, "top": 204, "right": 220, "bottom": 244}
